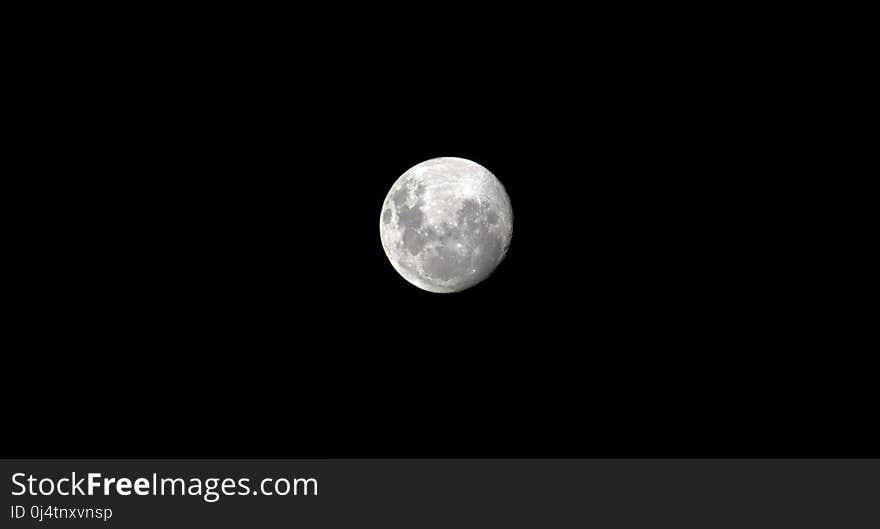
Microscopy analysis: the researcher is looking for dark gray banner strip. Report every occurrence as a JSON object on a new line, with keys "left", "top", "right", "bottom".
{"left": 2, "top": 460, "right": 877, "bottom": 527}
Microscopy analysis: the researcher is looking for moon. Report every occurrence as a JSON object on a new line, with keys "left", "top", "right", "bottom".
{"left": 379, "top": 157, "right": 513, "bottom": 293}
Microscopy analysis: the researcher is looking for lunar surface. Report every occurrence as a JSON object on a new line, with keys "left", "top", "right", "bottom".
{"left": 380, "top": 157, "right": 513, "bottom": 293}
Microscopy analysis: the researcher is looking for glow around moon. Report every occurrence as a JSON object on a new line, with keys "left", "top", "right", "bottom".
{"left": 379, "top": 157, "right": 513, "bottom": 293}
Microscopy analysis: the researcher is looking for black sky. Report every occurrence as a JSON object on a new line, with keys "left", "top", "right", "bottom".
{"left": 6, "top": 12, "right": 871, "bottom": 458}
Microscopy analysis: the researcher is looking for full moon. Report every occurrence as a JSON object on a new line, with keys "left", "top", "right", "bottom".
{"left": 379, "top": 157, "right": 513, "bottom": 293}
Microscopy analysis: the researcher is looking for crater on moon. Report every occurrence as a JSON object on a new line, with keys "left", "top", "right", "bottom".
{"left": 379, "top": 157, "right": 513, "bottom": 293}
